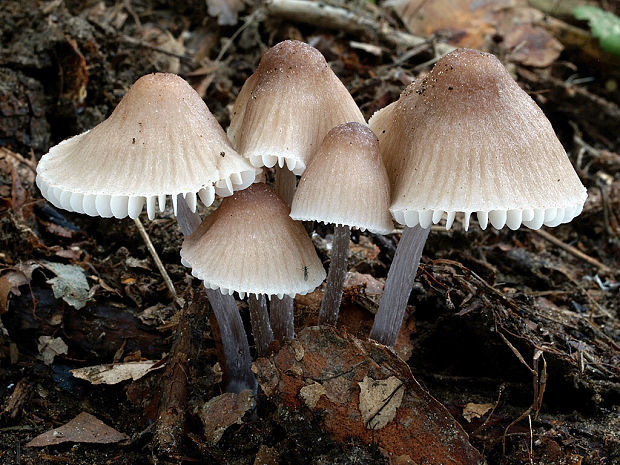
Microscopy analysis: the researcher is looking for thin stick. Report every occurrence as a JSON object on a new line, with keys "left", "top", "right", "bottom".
{"left": 266, "top": 0, "right": 454, "bottom": 55}
{"left": 531, "top": 228, "right": 613, "bottom": 274}
{"left": 133, "top": 217, "right": 181, "bottom": 306}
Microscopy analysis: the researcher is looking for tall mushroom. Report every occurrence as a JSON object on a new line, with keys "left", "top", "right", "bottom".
{"left": 368, "top": 48, "right": 588, "bottom": 347}
{"left": 181, "top": 183, "right": 325, "bottom": 385}
{"left": 227, "top": 40, "right": 366, "bottom": 337}
{"left": 35, "top": 72, "right": 261, "bottom": 390}
{"left": 37, "top": 73, "right": 258, "bottom": 220}
{"left": 290, "top": 122, "right": 392, "bottom": 326}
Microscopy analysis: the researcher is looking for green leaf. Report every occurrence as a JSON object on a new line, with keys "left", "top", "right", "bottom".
{"left": 574, "top": 5, "right": 620, "bottom": 56}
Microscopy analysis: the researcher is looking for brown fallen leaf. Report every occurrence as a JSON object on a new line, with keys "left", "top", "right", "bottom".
{"left": 462, "top": 402, "right": 495, "bottom": 422}
{"left": 26, "top": 412, "right": 129, "bottom": 447}
{"left": 196, "top": 390, "right": 254, "bottom": 445}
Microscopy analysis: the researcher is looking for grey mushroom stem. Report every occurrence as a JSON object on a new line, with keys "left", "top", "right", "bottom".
{"left": 318, "top": 224, "right": 351, "bottom": 326}
{"left": 271, "top": 167, "right": 297, "bottom": 342}
{"left": 275, "top": 165, "right": 297, "bottom": 207}
{"left": 248, "top": 294, "right": 274, "bottom": 355}
{"left": 205, "top": 288, "right": 256, "bottom": 393}
{"left": 176, "top": 194, "right": 256, "bottom": 392}
{"left": 270, "top": 296, "right": 295, "bottom": 340}
{"left": 369, "top": 224, "right": 430, "bottom": 347}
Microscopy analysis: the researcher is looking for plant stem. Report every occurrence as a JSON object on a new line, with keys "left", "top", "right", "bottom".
{"left": 370, "top": 225, "right": 430, "bottom": 347}
{"left": 270, "top": 295, "right": 295, "bottom": 340}
{"left": 318, "top": 224, "right": 350, "bottom": 326}
{"left": 133, "top": 217, "right": 180, "bottom": 306}
{"left": 205, "top": 288, "right": 256, "bottom": 393}
{"left": 248, "top": 294, "right": 273, "bottom": 355}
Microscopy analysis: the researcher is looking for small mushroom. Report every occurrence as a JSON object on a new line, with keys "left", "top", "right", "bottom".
{"left": 368, "top": 48, "right": 588, "bottom": 346}
{"left": 228, "top": 40, "right": 366, "bottom": 177}
{"left": 181, "top": 183, "right": 325, "bottom": 359}
{"left": 290, "top": 122, "right": 392, "bottom": 326}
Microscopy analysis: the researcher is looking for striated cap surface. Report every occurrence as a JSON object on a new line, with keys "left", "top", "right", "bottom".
{"left": 369, "top": 48, "right": 587, "bottom": 231}
{"left": 181, "top": 183, "right": 326, "bottom": 299}
{"left": 36, "top": 73, "right": 259, "bottom": 219}
{"left": 290, "top": 122, "right": 393, "bottom": 234}
{"left": 227, "top": 40, "right": 365, "bottom": 175}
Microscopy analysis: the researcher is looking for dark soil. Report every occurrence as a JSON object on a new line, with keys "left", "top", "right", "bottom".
{"left": 0, "top": 1, "right": 618, "bottom": 464}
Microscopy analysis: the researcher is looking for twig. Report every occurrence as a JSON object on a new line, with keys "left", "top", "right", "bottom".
{"left": 531, "top": 228, "right": 613, "bottom": 274}
{"left": 265, "top": 0, "right": 454, "bottom": 55}
{"left": 216, "top": 9, "right": 262, "bottom": 62}
{"left": 133, "top": 217, "right": 182, "bottom": 306}
{"left": 87, "top": 18, "right": 194, "bottom": 62}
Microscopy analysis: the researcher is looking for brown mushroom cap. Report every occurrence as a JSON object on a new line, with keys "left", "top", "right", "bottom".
{"left": 369, "top": 48, "right": 587, "bottom": 231}
{"left": 36, "top": 73, "right": 259, "bottom": 219}
{"left": 290, "top": 122, "right": 393, "bottom": 234}
{"left": 181, "top": 183, "right": 325, "bottom": 299}
{"left": 227, "top": 40, "right": 365, "bottom": 175}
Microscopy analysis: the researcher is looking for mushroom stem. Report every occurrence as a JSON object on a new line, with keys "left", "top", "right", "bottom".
{"left": 270, "top": 295, "right": 295, "bottom": 340}
{"left": 318, "top": 224, "right": 351, "bottom": 326}
{"left": 175, "top": 193, "right": 202, "bottom": 237}
{"left": 205, "top": 288, "right": 256, "bottom": 393}
{"left": 275, "top": 165, "right": 297, "bottom": 207}
{"left": 248, "top": 294, "right": 274, "bottom": 355}
{"left": 271, "top": 168, "right": 297, "bottom": 340}
{"left": 369, "top": 225, "right": 430, "bottom": 347}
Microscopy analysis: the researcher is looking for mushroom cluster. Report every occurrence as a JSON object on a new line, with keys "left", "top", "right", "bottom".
{"left": 35, "top": 42, "right": 587, "bottom": 392}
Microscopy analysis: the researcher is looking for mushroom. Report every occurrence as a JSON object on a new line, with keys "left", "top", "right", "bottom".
{"left": 228, "top": 39, "right": 365, "bottom": 178}
{"left": 36, "top": 72, "right": 262, "bottom": 391}
{"left": 368, "top": 48, "right": 588, "bottom": 346}
{"left": 36, "top": 72, "right": 259, "bottom": 221}
{"left": 227, "top": 39, "right": 366, "bottom": 335}
{"left": 290, "top": 122, "right": 392, "bottom": 326}
{"left": 181, "top": 183, "right": 325, "bottom": 370}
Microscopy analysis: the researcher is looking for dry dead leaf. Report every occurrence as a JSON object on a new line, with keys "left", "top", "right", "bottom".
{"left": 25, "top": 412, "right": 128, "bottom": 447}
{"left": 299, "top": 382, "right": 326, "bottom": 409}
{"left": 41, "top": 261, "right": 90, "bottom": 309}
{"left": 462, "top": 402, "right": 495, "bottom": 422}
{"left": 358, "top": 375, "right": 405, "bottom": 430}
{"left": 71, "top": 361, "right": 162, "bottom": 385}
{"left": 37, "top": 336, "right": 68, "bottom": 365}
{"left": 197, "top": 390, "right": 254, "bottom": 445}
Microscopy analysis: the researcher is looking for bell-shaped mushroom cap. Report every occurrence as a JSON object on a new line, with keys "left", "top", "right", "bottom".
{"left": 369, "top": 48, "right": 587, "bottom": 231}
{"left": 227, "top": 40, "right": 365, "bottom": 175}
{"left": 290, "top": 122, "right": 393, "bottom": 234}
{"left": 181, "top": 183, "right": 326, "bottom": 299}
{"left": 36, "top": 73, "right": 259, "bottom": 220}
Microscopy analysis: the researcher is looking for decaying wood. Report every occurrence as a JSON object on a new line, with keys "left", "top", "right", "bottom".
{"left": 154, "top": 289, "right": 208, "bottom": 456}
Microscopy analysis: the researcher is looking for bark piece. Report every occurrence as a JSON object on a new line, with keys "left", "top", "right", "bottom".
{"left": 254, "top": 327, "right": 483, "bottom": 464}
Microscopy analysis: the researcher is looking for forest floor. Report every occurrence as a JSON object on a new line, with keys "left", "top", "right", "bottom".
{"left": 0, "top": 1, "right": 618, "bottom": 464}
